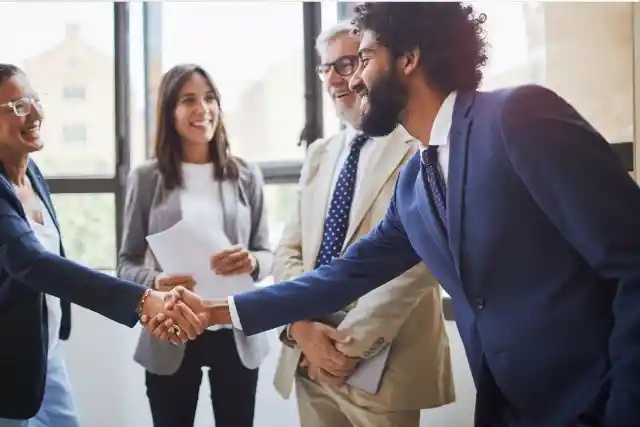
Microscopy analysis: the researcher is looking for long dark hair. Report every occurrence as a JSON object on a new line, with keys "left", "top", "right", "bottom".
{"left": 153, "top": 63, "right": 239, "bottom": 190}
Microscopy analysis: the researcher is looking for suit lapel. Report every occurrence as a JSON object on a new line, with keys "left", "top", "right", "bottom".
{"left": 301, "top": 134, "right": 345, "bottom": 271}
{"left": 343, "top": 129, "right": 412, "bottom": 250}
{"left": 447, "top": 91, "right": 475, "bottom": 278}
{"left": 415, "top": 167, "right": 451, "bottom": 257}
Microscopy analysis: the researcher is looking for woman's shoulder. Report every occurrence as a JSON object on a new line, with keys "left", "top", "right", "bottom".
{"left": 233, "top": 156, "right": 263, "bottom": 185}
{"left": 128, "top": 159, "right": 161, "bottom": 184}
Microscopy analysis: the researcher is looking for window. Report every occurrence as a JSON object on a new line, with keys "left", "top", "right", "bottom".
{"left": 128, "top": 2, "right": 148, "bottom": 167}
{"left": 149, "top": 2, "right": 306, "bottom": 163}
{"left": 62, "top": 85, "right": 86, "bottom": 101}
{"left": 52, "top": 194, "right": 116, "bottom": 270}
{"left": 477, "top": 1, "right": 633, "bottom": 144}
{"left": 0, "top": 2, "right": 116, "bottom": 177}
{"left": 62, "top": 124, "right": 87, "bottom": 144}
{"left": 321, "top": 2, "right": 343, "bottom": 137}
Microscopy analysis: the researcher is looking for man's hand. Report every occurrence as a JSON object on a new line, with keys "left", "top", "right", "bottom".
{"left": 153, "top": 273, "right": 195, "bottom": 292}
{"left": 301, "top": 356, "right": 349, "bottom": 388}
{"left": 291, "top": 321, "right": 358, "bottom": 378}
{"left": 211, "top": 245, "right": 256, "bottom": 276}
{"left": 139, "top": 290, "right": 205, "bottom": 345}
{"left": 143, "top": 286, "right": 232, "bottom": 340}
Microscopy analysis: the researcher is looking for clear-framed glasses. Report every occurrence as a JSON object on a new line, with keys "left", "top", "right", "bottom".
{"left": 0, "top": 96, "right": 42, "bottom": 117}
{"left": 316, "top": 55, "right": 359, "bottom": 82}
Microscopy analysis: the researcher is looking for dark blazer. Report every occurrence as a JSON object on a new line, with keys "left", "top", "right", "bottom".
{"left": 0, "top": 159, "right": 147, "bottom": 420}
{"left": 232, "top": 84, "right": 640, "bottom": 427}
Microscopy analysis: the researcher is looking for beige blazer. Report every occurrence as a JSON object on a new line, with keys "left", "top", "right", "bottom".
{"left": 272, "top": 126, "right": 455, "bottom": 411}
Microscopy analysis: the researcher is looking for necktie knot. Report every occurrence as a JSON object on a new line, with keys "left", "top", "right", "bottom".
{"left": 351, "top": 133, "right": 368, "bottom": 151}
{"left": 422, "top": 145, "right": 439, "bottom": 168}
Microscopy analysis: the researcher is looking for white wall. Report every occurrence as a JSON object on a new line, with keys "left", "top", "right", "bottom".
{"left": 64, "top": 306, "right": 475, "bottom": 427}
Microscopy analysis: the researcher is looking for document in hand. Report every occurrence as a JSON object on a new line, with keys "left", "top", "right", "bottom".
{"left": 346, "top": 344, "right": 391, "bottom": 394}
{"left": 145, "top": 219, "right": 257, "bottom": 299}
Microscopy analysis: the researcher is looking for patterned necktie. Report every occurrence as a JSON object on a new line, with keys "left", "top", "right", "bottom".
{"left": 422, "top": 145, "right": 448, "bottom": 229}
{"left": 315, "top": 133, "right": 368, "bottom": 268}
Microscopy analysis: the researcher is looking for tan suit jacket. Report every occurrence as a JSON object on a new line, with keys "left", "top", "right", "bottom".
{"left": 272, "top": 126, "right": 455, "bottom": 411}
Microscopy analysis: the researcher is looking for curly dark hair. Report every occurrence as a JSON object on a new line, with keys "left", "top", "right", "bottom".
{"left": 352, "top": 2, "right": 488, "bottom": 94}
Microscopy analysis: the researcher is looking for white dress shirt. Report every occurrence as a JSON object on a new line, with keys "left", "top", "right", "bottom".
{"left": 25, "top": 199, "right": 62, "bottom": 357}
{"left": 229, "top": 93, "right": 457, "bottom": 331}
{"left": 180, "top": 162, "right": 231, "bottom": 331}
{"left": 326, "top": 126, "right": 378, "bottom": 219}
{"left": 420, "top": 91, "right": 457, "bottom": 183}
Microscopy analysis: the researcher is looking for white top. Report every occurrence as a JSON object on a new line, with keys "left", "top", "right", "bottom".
{"left": 179, "top": 162, "right": 230, "bottom": 331}
{"left": 228, "top": 92, "right": 459, "bottom": 332}
{"left": 25, "top": 198, "right": 62, "bottom": 358}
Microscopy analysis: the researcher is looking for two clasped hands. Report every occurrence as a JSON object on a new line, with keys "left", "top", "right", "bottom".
{"left": 136, "top": 244, "right": 255, "bottom": 345}
{"left": 290, "top": 321, "right": 360, "bottom": 388}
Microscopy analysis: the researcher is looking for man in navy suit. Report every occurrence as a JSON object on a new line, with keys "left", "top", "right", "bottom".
{"left": 158, "top": 3, "right": 640, "bottom": 426}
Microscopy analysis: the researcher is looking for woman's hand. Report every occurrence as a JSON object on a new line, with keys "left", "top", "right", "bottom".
{"left": 153, "top": 273, "right": 196, "bottom": 292}
{"left": 211, "top": 245, "right": 256, "bottom": 276}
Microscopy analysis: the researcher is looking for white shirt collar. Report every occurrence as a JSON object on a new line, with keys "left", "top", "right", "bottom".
{"left": 420, "top": 91, "right": 457, "bottom": 154}
{"left": 344, "top": 124, "right": 359, "bottom": 145}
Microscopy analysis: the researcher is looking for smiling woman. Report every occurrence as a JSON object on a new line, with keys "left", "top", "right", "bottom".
{"left": 116, "top": 63, "right": 274, "bottom": 427}
{"left": 0, "top": 63, "right": 191, "bottom": 427}
{"left": 0, "top": 68, "right": 44, "bottom": 153}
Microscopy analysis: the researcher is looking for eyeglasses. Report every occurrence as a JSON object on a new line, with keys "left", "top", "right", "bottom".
{"left": 316, "top": 55, "right": 359, "bottom": 81}
{"left": 0, "top": 96, "right": 42, "bottom": 117}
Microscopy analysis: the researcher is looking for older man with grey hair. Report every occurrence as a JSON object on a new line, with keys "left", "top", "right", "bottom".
{"left": 271, "top": 21, "right": 455, "bottom": 427}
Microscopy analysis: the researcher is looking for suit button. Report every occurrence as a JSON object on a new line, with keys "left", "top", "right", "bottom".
{"left": 475, "top": 298, "right": 485, "bottom": 310}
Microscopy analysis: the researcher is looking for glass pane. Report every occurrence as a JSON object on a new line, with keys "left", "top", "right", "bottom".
{"left": 258, "top": 183, "right": 299, "bottom": 286}
{"left": 129, "top": 2, "right": 148, "bottom": 168}
{"left": 478, "top": 1, "right": 633, "bottom": 143}
{"left": 0, "top": 3, "right": 116, "bottom": 177}
{"left": 321, "top": 2, "right": 344, "bottom": 138}
{"left": 154, "top": 3, "right": 306, "bottom": 163}
{"left": 51, "top": 193, "right": 115, "bottom": 271}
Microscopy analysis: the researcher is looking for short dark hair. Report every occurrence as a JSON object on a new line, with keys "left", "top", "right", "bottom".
{"left": 352, "top": 2, "right": 488, "bottom": 94}
{"left": 0, "top": 64, "right": 24, "bottom": 87}
{"left": 153, "top": 63, "right": 239, "bottom": 190}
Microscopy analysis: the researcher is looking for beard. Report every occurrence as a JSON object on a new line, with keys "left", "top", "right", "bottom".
{"left": 360, "top": 68, "right": 408, "bottom": 137}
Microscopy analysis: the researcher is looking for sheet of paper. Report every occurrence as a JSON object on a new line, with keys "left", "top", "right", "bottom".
{"left": 146, "top": 219, "right": 256, "bottom": 299}
{"left": 346, "top": 344, "right": 392, "bottom": 394}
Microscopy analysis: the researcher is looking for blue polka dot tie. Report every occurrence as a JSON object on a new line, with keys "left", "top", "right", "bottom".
{"left": 422, "top": 145, "right": 448, "bottom": 231}
{"left": 315, "top": 133, "right": 368, "bottom": 268}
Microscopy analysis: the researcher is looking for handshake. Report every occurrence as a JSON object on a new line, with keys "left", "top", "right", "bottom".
{"left": 136, "top": 244, "right": 254, "bottom": 344}
{"left": 137, "top": 285, "right": 232, "bottom": 344}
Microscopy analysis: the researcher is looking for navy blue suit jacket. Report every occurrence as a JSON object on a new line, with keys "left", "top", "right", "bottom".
{"left": 0, "top": 159, "right": 146, "bottom": 420}
{"left": 234, "top": 85, "right": 640, "bottom": 427}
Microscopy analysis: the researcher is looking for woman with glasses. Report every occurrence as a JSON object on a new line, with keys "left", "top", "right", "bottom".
{"left": 117, "top": 63, "right": 272, "bottom": 427}
{"left": 0, "top": 63, "right": 206, "bottom": 427}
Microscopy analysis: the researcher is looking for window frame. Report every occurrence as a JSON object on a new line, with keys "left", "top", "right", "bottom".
{"left": 43, "top": 2, "right": 637, "bottom": 319}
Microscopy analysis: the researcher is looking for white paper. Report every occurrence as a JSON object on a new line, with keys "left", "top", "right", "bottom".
{"left": 145, "top": 220, "right": 270, "bottom": 370}
{"left": 346, "top": 344, "right": 391, "bottom": 394}
{"left": 145, "top": 219, "right": 256, "bottom": 299}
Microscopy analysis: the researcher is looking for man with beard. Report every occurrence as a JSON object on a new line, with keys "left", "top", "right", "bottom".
{"left": 153, "top": 3, "right": 640, "bottom": 427}
{"left": 271, "top": 21, "right": 454, "bottom": 427}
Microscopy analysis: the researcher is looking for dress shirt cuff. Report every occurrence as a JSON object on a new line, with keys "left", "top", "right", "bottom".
{"left": 227, "top": 296, "right": 244, "bottom": 331}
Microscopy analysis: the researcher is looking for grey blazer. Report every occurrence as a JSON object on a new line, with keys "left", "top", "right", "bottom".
{"left": 117, "top": 159, "right": 273, "bottom": 375}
